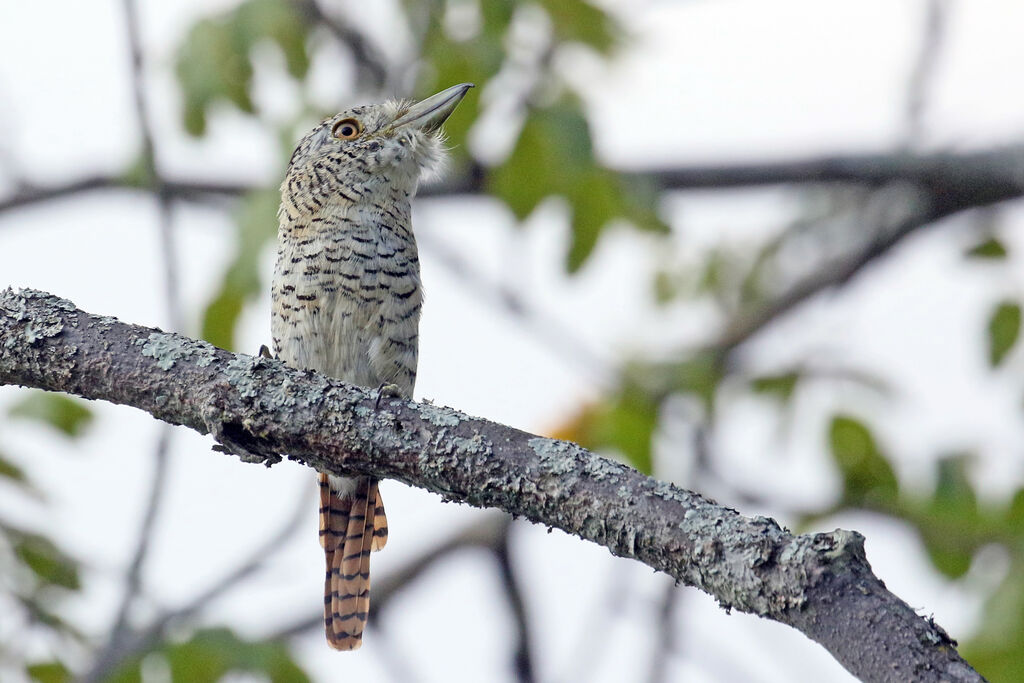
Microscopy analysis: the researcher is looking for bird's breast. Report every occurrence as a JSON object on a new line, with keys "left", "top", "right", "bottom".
{"left": 271, "top": 214, "right": 421, "bottom": 395}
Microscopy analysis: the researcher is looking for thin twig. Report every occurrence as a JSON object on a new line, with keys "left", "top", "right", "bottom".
{"left": 367, "top": 627, "right": 422, "bottom": 683}
{"left": 646, "top": 580, "right": 682, "bottom": 683}
{"left": 122, "top": 0, "right": 180, "bottom": 331}
{"left": 494, "top": 521, "right": 536, "bottom": 683}
{"left": 86, "top": 426, "right": 171, "bottom": 680}
{"left": 418, "top": 229, "right": 613, "bottom": 385}
{"left": 298, "top": 0, "right": 388, "bottom": 88}
{"left": 556, "top": 565, "right": 632, "bottom": 683}
{"left": 79, "top": 485, "right": 312, "bottom": 682}
{"left": 273, "top": 515, "right": 534, "bottom": 682}
{"left": 715, "top": 166, "right": 1023, "bottom": 355}
{"left": 905, "top": 0, "right": 950, "bottom": 146}
{"left": 273, "top": 513, "right": 509, "bottom": 640}
{"left": 87, "top": 2, "right": 183, "bottom": 678}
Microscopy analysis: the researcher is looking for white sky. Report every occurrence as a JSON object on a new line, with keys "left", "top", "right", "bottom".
{"left": 2, "top": 0, "right": 1024, "bottom": 681}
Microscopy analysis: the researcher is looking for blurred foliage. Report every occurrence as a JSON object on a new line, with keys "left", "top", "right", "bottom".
{"left": 0, "top": 448, "right": 29, "bottom": 484}
{"left": 487, "top": 101, "right": 667, "bottom": 271}
{"left": 551, "top": 381, "right": 661, "bottom": 474}
{"left": 987, "top": 300, "right": 1021, "bottom": 368}
{"left": 827, "top": 415, "right": 898, "bottom": 508}
{"left": 3, "top": 0, "right": 1023, "bottom": 679}
{"left": 551, "top": 354, "right": 721, "bottom": 474}
{"left": 201, "top": 188, "right": 280, "bottom": 350}
{"left": 0, "top": 517, "right": 84, "bottom": 677}
{"left": 749, "top": 371, "right": 800, "bottom": 402}
{"left": 8, "top": 391, "right": 94, "bottom": 438}
{"left": 176, "top": 0, "right": 310, "bottom": 136}
{"left": 965, "top": 235, "right": 1008, "bottom": 260}
{"left": 1, "top": 390, "right": 89, "bottom": 677}
{"left": 174, "top": 0, "right": 664, "bottom": 348}
{"left": 26, "top": 661, "right": 71, "bottom": 683}
{"left": 9, "top": 528, "right": 81, "bottom": 591}
{"left": 107, "top": 628, "right": 309, "bottom": 683}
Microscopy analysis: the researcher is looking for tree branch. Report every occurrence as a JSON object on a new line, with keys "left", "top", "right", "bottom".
{"left": 716, "top": 150, "right": 1024, "bottom": 353}
{"left": 494, "top": 521, "right": 536, "bottom": 683}
{"left": 3, "top": 145, "right": 1022, "bottom": 217}
{"left": 0, "top": 288, "right": 985, "bottom": 682}
{"left": 297, "top": 0, "right": 389, "bottom": 89}
{"left": 81, "top": 485, "right": 311, "bottom": 682}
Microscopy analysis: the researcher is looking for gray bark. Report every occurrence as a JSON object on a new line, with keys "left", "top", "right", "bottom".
{"left": 0, "top": 287, "right": 984, "bottom": 683}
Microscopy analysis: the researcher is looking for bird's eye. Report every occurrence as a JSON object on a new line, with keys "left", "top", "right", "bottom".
{"left": 332, "top": 118, "right": 361, "bottom": 140}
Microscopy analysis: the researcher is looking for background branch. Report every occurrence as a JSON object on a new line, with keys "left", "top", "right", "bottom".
{"left": 3, "top": 146, "right": 1022, "bottom": 217}
{"left": 904, "top": 0, "right": 950, "bottom": 145}
{"left": 80, "top": 485, "right": 311, "bottom": 682}
{"left": 0, "top": 288, "right": 983, "bottom": 683}
{"left": 90, "top": 2, "right": 184, "bottom": 675}
{"left": 296, "top": 0, "right": 388, "bottom": 89}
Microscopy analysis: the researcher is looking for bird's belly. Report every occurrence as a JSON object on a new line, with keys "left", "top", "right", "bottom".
{"left": 272, "top": 279, "right": 420, "bottom": 395}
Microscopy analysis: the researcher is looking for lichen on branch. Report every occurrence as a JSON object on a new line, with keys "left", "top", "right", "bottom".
{"left": 0, "top": 287, "right": 983, "bottom": 683}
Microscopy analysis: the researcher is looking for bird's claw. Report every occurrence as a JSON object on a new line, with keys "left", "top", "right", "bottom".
{"left": 258, "top": 344, "right": 275, "bottom": 359}
{"left": 204, "top": 405, "right": 280, "bottom": 466}
{"left": 374, "top": 383, "right": 402, "bottom": 410}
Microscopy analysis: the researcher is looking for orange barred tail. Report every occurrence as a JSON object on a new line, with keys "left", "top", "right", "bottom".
{"left": 318, "top": 474, "right": 387, "bottom": 651}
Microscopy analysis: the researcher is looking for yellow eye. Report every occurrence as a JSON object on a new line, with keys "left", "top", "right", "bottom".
{"left": 332, "top": 118, "right": 361, "bottom": 140}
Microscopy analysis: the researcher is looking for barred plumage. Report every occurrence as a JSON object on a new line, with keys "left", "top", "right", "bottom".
{"left": 271, "top": 84, "right": 471, "bottom": 651}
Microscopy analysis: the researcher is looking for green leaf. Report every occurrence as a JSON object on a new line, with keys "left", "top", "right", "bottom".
{"left": 961, "top": 561, "right": 1024, "bottom": 681}
{"left": 201, "top": 189, "right": 279, "bottom": 351}
{"left": 988, "top": 300, "right": 1021, "bottom": 367}
{"left": 108, "top": 628, "right": 309, "bottom": 683}
{"left": 1006, "top": 487, "right": 1024, "bottom": 528}
{"left": 236, "top": 0, "right": 310, "bottom": 80}
{"left": 918, "top": 455, "right": 979, "bottom": 578}
{"left": 965, "top": 236, "right": 1008, "bottom": 259}
{"left": 11, "top": 530, "right": 80, "bottom": 590}
{"left": 750, "top": 372, "right": 800, "bottom": 402}
{"left": 175, "top": 0, "right": 310, "bottom": 136}
{"left": 828, "top": 415, "right": 898, "bottom": 506}
{"left": 164, "top": 628, "right": 310, "bottom": 683}
{"left": 487, "top": 108, "right": 567, "bottom": 221}
{"left": 480, "top": 0, "right": 515, "bottom": 40}
{"left": 415, "top": 16, "right": 498, "bottom": 157}
{"left": 566, "top": 169, "right": 621, "bottom": 271}
{"left": 0, "top": 451, "right": 27, "bottom": 484}
{"left": 9, "top": 392, "right": 94, "bottom": 438}
{"left": 567, "top": 387, "right": 660, "bottom": 474}
{"left": 200, "top": 289, "right": 245, "bottom": 351}
{"left": 697, "top": 250, "right": 727, "bottom": 294}
{"left": 537, "top": 0, "right": 619, "bottom": 54}
{"left": 600, "top": 387, "right": 659, "bottom": 474}
{"left": 488, "top": 101, "right": 666, "bottom": 272}
{"left": 27, "top": 661, "right": 71, "bottom": 683}
{"left": 671, "top": 353, "right": 722, "bottom": 412}
{"left": 177, "top": 18, "right": 254, "bottom": 136}
{"left": 105, "top": 660, "right": 143, "bottom": 683}
{"left": 653, "top": 270, "right": 677, "bottom": 304}
{"left": 14, "top": 594, "right": 79, "bottom": 636}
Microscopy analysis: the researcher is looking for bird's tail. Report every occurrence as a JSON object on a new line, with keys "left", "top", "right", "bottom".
{"left": 319, "top": 473, "right": 388, "bottom": 650}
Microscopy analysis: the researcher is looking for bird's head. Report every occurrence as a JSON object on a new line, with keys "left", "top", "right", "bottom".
{"left": 282, "top": 83, "right": 473, "bottom": 207}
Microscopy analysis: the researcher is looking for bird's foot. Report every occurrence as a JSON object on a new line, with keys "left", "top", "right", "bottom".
{"left": 375, "top": 383, "right": 402, "bottom": 410}
{"left": 203, "top": 405, "right": 280, "bottom": 466}
{"left": 258, "top": 344, "right": 275, "bottom": 359}
{"left": 210, "top": 423, "right": 280, "bottom": 465}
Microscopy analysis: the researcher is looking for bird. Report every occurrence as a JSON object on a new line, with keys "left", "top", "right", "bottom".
{"left": 270, "top": 83, "right": 473, "bottom": 650}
